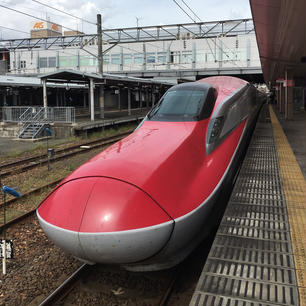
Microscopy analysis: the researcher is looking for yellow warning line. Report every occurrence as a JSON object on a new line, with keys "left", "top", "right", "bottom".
{"left": 269, "top": 105, "right": 306, "bottom": 306}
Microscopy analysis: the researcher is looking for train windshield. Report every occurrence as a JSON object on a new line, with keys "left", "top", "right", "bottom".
{"left": 148, "top": 88, "right": 215, "bottom": 122}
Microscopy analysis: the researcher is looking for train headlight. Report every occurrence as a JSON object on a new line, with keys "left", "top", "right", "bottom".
{"left": 208, "top": 116, "right": 224, "bottom": 144}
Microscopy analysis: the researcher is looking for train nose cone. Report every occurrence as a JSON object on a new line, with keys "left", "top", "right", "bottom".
{"left": 37, "top": 177, "right": 98, "bottom": 261}
{"left": 37, "top": 177, "right": 174, "bottom": 264}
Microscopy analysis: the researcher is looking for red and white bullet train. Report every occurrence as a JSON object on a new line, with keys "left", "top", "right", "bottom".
{"left": 37, "top": 76, "right": 262, "bottom": 271}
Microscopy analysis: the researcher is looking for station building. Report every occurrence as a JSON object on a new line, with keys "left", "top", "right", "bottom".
{"left": 3, "top": 19, "right": 261, "bottom": 81}
{"left": 0, "top": 16, "right": 304, "bottom": 138}
{"left": 0, "top": 19, "right": 263, "bottom": 136}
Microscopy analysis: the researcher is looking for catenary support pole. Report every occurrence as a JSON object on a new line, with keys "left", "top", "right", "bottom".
{"left": 128, "top": 88, "right": 131, "bottom": 116}
{"left": 42, "top": 79, "right": 47, "bottom": 108}
{"left": 90, "top": 78, "right": 94, "bottom": 121}
{"left": 97, "top": 14, "right": 104, "bottom": 118}
{"left": 97, "top": 14, "right": 103, "bottom": 75}
{"left": 99, "top": 85, "right": 104, "bottom": 119}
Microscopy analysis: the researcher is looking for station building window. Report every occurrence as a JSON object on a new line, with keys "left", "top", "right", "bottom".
{"left": 103, "top": 55, "right": 110, "bottom": 64}
{"left": 170, "top": 51, "right": 180, "bottom": 64}
{"left": 111, "top": 54, "right": 120, "bottom": 64}
{"left": 59, "top": 57, "right": 67, "bottom": 68}
{"left": 39, "top": 57, "right": 48, "bottom": 68}
{"left": 80, "top": 56, "right": 89, "bottom": 66}
{"left": 68, "top": 56, "right": 77, "bottom": 67}
{"left": 134, "top": 53, "right": 144, "bottom": 64}
{"left": 196, "top": 52, "right": 205, "bottom": 63}
{"left": 38, "top": 56, "right": 56, "bottom": 68}
{"left": 157, "top": 52, "right": 167, "bottom": 63}
{"left": 20, "top": 60, "right": 26, "bottom": 68}
{"left": 48, "top": 57, "right": 56, "bottom": 68}
{"left": 146, "top": 52, "right": 156, "bottom": 63}
{"left": 181, "top": 51, "right": 192, "bottom": 63}
{"left": 89, "top": 56, "right": 96, "bottom": 66}
{"left": 59, "top": 56, "right": 78, "bottom": 67}
{"left": 123, "top": 54, "right": 132, "bottom": 64}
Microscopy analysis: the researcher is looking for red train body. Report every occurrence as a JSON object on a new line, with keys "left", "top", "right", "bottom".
{"left": 37, "top": 76, "right": 261, "bottom": 271}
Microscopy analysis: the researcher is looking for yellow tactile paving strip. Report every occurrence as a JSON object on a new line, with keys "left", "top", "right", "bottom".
{"left": 270, "top": 105, "right": 306, "bottom": 306}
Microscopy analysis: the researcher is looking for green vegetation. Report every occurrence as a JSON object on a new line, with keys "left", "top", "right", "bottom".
{"left": 5, "top": 150, "right": 23, "bottom": 159}
{"left": 0, "top": 123, "right": 137, "bottom": 163}
{"left": 0, "top": 122, "right": 138, "bottom": 225}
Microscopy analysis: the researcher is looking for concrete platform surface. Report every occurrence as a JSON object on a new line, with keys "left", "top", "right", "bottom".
{"left": 189, "top": 105, "right": 306, "bottom": 306}
{"left": 274, "top": 107, "right": 306, "bottom": 178}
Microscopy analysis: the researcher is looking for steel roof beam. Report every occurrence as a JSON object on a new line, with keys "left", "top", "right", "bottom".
{"left": 121, "top": 30, "right": 137, "bottom": 41}
{"left": 0, "top": 19, "right": 254, "bottom": 50}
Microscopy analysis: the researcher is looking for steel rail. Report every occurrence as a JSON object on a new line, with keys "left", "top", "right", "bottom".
{"left": 158, "top": 267, "right": 181, "bottom": 306}
{"left": 0, "top": 134, "right": 128, "bottom": 229}
{"left": 0, "top": 130, "right": 132, "bottom": 171}
{"left": 0, "top": 207, "right": 36, "bottom": 231}
{"left": 0, "top": 178, "right": 62, "bottom": 207}
{"left": 0, "top": 131, "right": 131, "bottom": 179}
{"left": 38, "top": 264, "right": 88, "bottom": 306}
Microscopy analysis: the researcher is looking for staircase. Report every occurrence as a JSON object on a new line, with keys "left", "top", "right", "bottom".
{"left": 19, "top": 122, "right": 48, "bottom": 139}
{"left": 18, "top": 108, "right": 49, "bottom": 139}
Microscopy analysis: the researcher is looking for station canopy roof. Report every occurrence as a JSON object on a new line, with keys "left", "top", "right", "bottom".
{"left": 0, "top": 74, "right": 83, "bottom": 88}
{"left": 250, "top": 0, "right": 306, "bottom": 86}
{"left": 40, "top": 69, "right": 173, "bottom": 88}
{"left": 40, "top": 70, "right": 103, "bottom": 84}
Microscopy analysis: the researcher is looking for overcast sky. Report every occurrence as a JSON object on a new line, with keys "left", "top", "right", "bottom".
{"left": 0, "top": 0, "right": 252, "bottom": 39}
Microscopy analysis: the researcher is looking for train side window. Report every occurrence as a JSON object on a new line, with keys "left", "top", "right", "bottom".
{"left": 200, "top": 88, "right": 216, "bottom": 119}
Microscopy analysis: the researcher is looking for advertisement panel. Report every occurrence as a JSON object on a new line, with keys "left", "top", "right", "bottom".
{"left": 30, "top": 21, "right": 62, "bottom": 33}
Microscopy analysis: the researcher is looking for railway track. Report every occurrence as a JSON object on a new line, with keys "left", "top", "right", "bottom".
{"left": 0, "top": 130, "right": 132, "bottom": 179}
{"left": 37, "top": 264, "right": 181, "bottom": 306}
{"left": 0, "top": 131, "right": 131, "bottom": 229}
{"left": 0, "top": 179, "right": 62, "bottom": 230}
{"left": 38, "top": 264, "right": 88, "bottom": 306}
{"left": 157, "top": 267, "right": 181, "bottom": 306}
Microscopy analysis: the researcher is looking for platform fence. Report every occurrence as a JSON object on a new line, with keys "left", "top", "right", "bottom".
{"left": 1, "top": 106, "right": 75, "bottom": 124}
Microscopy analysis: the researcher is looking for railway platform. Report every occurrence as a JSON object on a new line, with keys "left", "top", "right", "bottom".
{"left": 190, "top": 105, "right": 306, "bottom": 306}
{"left": 74, "top": 107, "right": 147, "bottom": 133}
{"left": 0, "top": 107, "right": 147, "bottom": 155}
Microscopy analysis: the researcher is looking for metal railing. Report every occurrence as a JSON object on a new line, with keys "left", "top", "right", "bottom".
{"left": 18, "top": 107, "right": 36, "bottom": 136}
{"left": 19, "top": 107, "right": 35, "bottom": 123}
{"left": 2, "top": 107, "right": 30, "bottom": 122}
{"left": 2, "top": 107, "right": 75, "bottom": 124}
{"left": 19, "top": 107, "right": 49, "bottom": 138}
{"left": 45, "top": 107, "right": 75, "bottom": 123}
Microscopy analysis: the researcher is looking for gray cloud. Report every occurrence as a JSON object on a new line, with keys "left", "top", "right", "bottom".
{"left": 0, "top": 0, "right": 252, "bottom": 39}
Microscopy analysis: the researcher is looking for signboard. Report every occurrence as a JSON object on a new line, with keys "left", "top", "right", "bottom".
{"left": 30, "top": 21, "right": 62, "bottom": 34}
{"left": 0, "top": 240, "right": 13, "bottom": 259}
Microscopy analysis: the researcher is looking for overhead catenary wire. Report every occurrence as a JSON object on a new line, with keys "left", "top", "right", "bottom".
{"left": 180, "top": 0, "right": 202, "bottom": 22}
{"left": 31, "top": 0, "right": 97, "bottom": 26}
{"left": 0, "top": 28, "right": 219, "bottom": 71}
{"left": 0, "top": 25, "right": 29, "bottom": 35}
{"left": 172, "top": 0, "right": 197, "bottom": 23}
{"left": 0, "top": 3, "right": 78, "bottom": 32}
{"left": 172, "top": 0, "right": 246, "bottom": 67}
{"left": 0, "top": 1, "right": 247, "bottom": 70}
